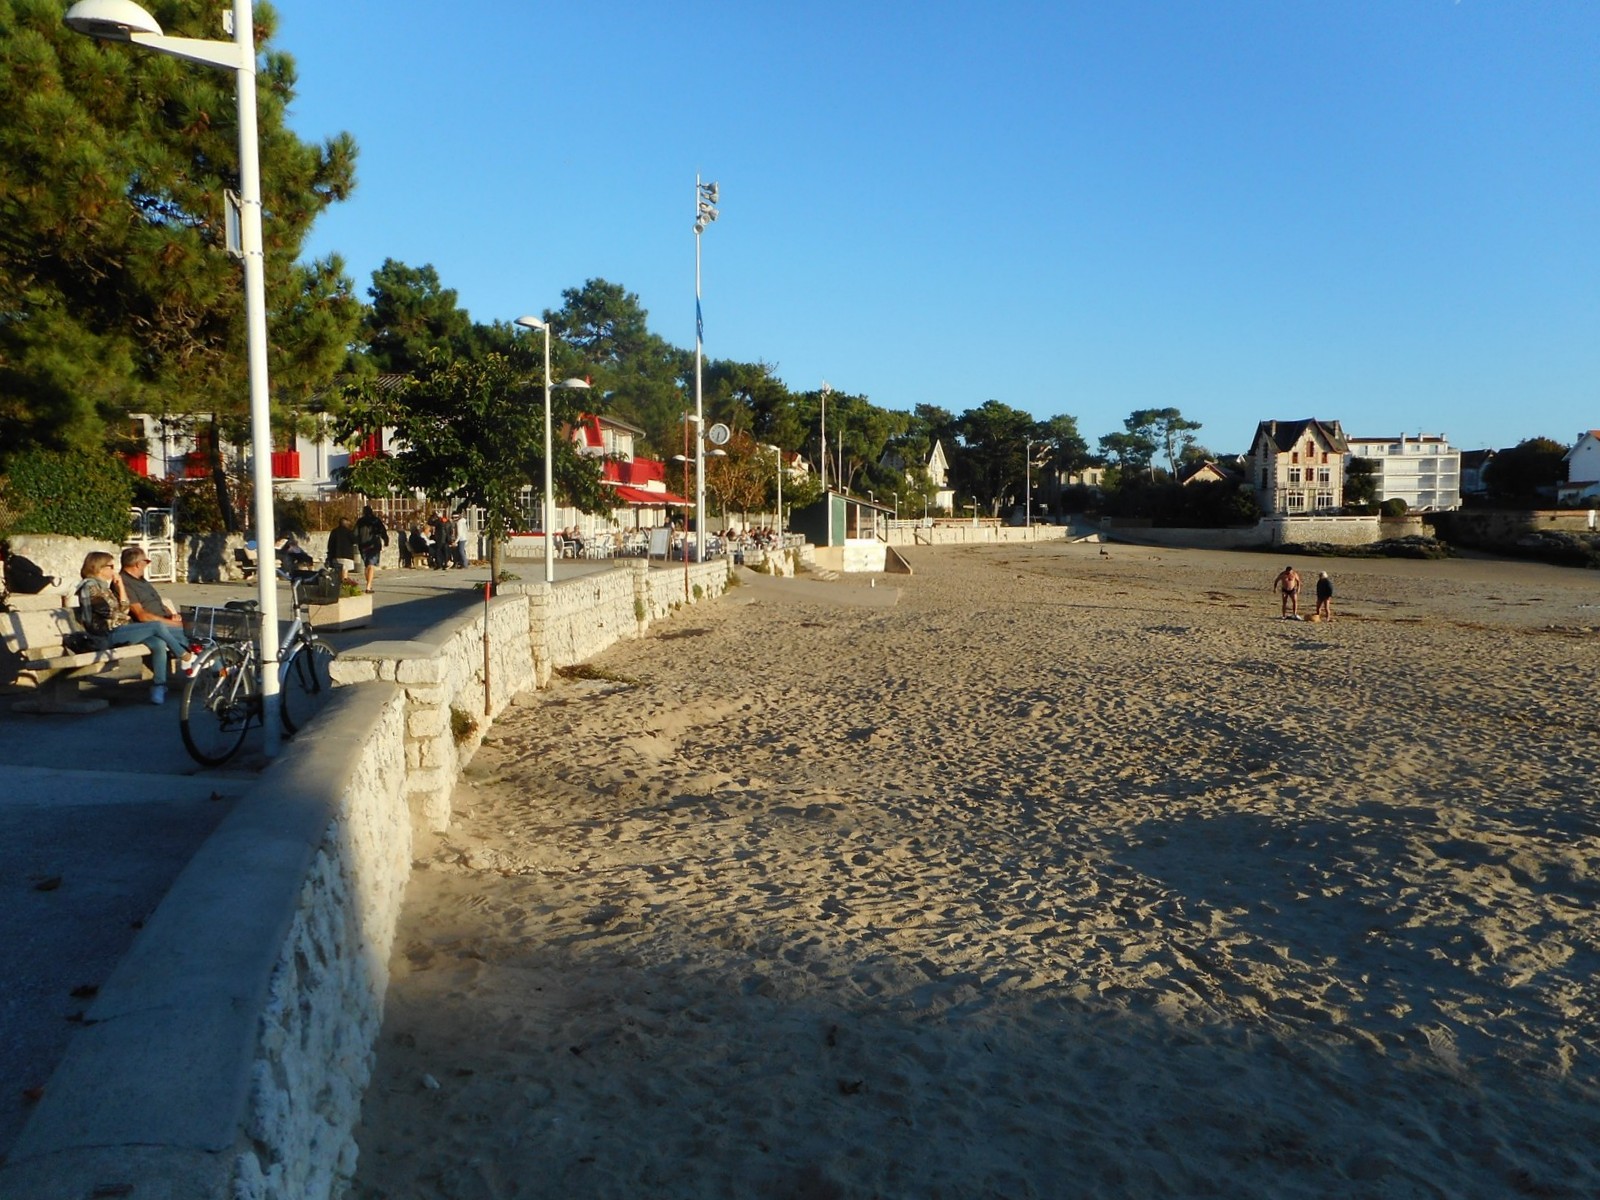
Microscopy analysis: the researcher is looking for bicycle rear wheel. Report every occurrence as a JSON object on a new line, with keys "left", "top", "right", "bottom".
{"left": 180, "top": 644, "right": 256, "bottom": 766}
{"left": 280, "top": 639, "right": 337, "bottom": 734}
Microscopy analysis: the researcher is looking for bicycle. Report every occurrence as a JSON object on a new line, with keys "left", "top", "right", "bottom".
{"left": 179, "top": 568, "right": 340, "bottom": 766}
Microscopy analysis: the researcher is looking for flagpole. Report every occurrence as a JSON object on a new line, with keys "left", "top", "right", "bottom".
{"left": 693, "top": 176, "right": 719, "bottom": 564}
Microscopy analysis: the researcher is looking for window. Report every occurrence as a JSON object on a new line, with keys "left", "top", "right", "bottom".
{"left": 1260, "top": 470, "right": 1269, "bottom": 488}
{"left": 1291, "top": 451, "right": 1299, "bottom": 464}
{"left": 1306, "top": 441, "right": 1315, "bottom": 458}
{"left": 1286, "top": 491, "right": 1306, "bottom": 512}
{"left": 1288, "top": 467, "right": 1302, "bottom": 484}
{"left": 1317, "top": 468, "right": 1331, "bottom": 484}
{"left": 1315, "top": 491, "right": 1334, "bottom": 510}
{"left": 1321, "top": 452, "right": 1329, "bottom": 464}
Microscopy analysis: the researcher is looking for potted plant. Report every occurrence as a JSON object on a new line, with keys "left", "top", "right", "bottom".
{"left": 307, "top": 574, "right": 372, "bottom": 631}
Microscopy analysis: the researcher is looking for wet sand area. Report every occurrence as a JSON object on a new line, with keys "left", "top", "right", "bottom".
{"left": 351, "top": 543, "right": 1600, "bottom": 1199}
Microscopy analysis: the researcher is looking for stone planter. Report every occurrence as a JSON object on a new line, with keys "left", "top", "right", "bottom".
{"left": 307, "top": 592, "right": 372, "bottom": 631}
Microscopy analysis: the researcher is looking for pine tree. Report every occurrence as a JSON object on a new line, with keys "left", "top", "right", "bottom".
{"left": 0, "top": 0, "right": 361, "bottom": 467}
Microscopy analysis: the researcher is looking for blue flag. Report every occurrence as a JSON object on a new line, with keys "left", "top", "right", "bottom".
{"left": 696, "top": 298, "right": 704, "bottom": 346}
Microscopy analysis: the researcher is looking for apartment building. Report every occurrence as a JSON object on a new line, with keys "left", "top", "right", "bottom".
{"left": 1345, "top": 434, "right": 1461, "bottom": 511}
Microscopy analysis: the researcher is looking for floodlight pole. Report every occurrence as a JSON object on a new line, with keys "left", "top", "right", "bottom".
{"left": 1026, "top": 436, "right": 1033, "bottom": 529}
{"left": 820, "top": 380, "right": 832, "bottom": 545}
{"left": 694, "top": 176, "right": 719, "bottom": 565}
{"left": 65, "top": 0, "right": 281, "bottom": 752}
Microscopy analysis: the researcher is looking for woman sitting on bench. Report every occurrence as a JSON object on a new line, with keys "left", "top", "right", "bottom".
{"left": 77, "top": 552, "right": 195, "bottom": 706}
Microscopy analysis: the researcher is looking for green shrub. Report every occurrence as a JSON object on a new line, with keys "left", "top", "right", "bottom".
{"left": 0, "top": 448, "right": 134, "bottom": 540}
{"left": 1379, "top": 497, "right": 1409, "bottom": 518}
{"left": 634, "top": 598, "right": 646, "bottom": 622}
{"left": 449, "top": 706, "right": 478, "bottom": 745}
{"left": 692, "top": 583, "right": 704, "bottom": 601}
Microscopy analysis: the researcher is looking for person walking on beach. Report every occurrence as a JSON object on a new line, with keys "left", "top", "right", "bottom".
{"left": 1315, "top": 571, "right": 1334, "bottom": 622}
{"left": 1273, "top": 564, "right": 1302, "bottom": 617}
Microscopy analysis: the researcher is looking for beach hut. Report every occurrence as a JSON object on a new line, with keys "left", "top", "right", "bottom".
{"left": 790, "top": 491, "right": 894, "bottom": 571}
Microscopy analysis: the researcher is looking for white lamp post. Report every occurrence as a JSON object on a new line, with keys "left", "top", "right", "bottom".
{"left": 693, "top": 176, "right": 719, "bottom": 563}
{"left": 66, "top": 0, "right": 283, "bottom": 752}
{"left": 765, "top": 444, "right": 783, "bottom": 537}
{"left": 514, "top": 315, "right": 589, "bottom": 586}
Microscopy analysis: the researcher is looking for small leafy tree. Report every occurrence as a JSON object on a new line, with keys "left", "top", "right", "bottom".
{"left": 1484, "top": 438, "right": 1568, "bottom": 507}
{"left": 705, "top": 433, "right": 770, "bottom": 526}
{"left": 1344, "top": 457, "right": 1378, "bottom": 510}
{"left": 337, "top": 351, "right": 606, "bottom": 584}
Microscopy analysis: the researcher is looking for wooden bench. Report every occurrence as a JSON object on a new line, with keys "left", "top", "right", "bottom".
{"left": 0, "top": 594, "right": 153, "bottom": 714}
{"left": 235, "top": 547, "right": 259, "bottom": 581}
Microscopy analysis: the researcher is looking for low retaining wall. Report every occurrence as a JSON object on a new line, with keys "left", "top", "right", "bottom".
{"left": 327, "top": 593, "right": 532, "bottom": 835}
{"left": 1430, "top": 509, "right": 1600, "bottom": 545}
{"left": 0, "top": 685, "right": 411, "bottom": 1200}
{"left": 887, "top": 522, "right": 1071, "bottom": 548}
{"left": 0, "top": 560, "right": 732, "bottom": 1200}
{"left": 1102, "top": 515, "right": 1384, "bottom": 550}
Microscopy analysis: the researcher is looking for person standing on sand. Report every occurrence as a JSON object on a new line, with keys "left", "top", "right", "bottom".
{"left": 1273, "top": 564, "right": 1302, "bottom": 617}
{"left": 1315, "top": 571, "right": 1334, "bottom": 622}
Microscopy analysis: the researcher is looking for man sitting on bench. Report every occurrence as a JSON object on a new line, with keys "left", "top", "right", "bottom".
{"left": 77, "top": 551, "right": 194, "bottom": 705}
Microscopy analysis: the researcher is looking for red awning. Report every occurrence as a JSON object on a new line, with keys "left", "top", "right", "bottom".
{"left": 611, "top": 485, "right": 687, "bottom": 505}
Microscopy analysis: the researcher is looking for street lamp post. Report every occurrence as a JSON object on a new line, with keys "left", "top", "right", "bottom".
{"left": 66, "top": 0, "right": 283, "bottom": 751}
{"left": 765, "top": 444, "right": 784, "bottom": 538}
{"left": 693, "top": 176, "right": 718, "bottom": 569}
{"left": 514, "top": 315, "right": 588, "bottom": 586}
{"left": 1026, "top": 436, "right": 1034, "bottom": 530}
{"left": 819, "top": 380, "right": 831, "bottom": 546}
{"left": 1025, "top": 437, "right": 1051, "bottom": 531}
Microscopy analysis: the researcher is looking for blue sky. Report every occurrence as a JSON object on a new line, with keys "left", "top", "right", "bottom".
{"left": 277, "top": 1, "right": 1597, "bottom": 455}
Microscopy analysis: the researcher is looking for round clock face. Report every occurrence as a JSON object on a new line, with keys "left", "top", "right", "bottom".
{"left": 707, "top": 423, "right": 731, "bottom": 446}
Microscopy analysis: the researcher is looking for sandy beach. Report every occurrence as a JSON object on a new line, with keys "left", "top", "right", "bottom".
{"left": 349, "top": 543, "right": 1600, "bottom": 1199}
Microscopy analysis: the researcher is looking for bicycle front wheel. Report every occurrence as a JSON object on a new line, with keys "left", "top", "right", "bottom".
{"left": 180, "top": 643, "right": 256, "bottom": 766}
{"left": 280, "top": 639, "right": 337, "bottom": 734}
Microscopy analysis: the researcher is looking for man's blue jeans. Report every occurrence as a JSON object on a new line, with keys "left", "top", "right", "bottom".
{"left": 109, "top": 621, "right": 190, "bottom": 685}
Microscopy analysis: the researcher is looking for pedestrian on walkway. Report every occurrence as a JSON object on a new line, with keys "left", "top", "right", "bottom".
{"left": 355, "top": 505, "right": 389, "bottom": 593}
{"left": 327, "top": 516, "right": 359, "bottom": 585}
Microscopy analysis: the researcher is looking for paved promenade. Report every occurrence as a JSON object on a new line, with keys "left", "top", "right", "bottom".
{"left": 0, "top": 557, "right": 615, "bottom": 1158}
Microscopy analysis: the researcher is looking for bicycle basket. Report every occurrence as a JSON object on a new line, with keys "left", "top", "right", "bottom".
{"left": 293, "top": 568, "right": 340, "bottom": 605}
{"left": 185, "top": 605, "right": 261, "bottom": 644}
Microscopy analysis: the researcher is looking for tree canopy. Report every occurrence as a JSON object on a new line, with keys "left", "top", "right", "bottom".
{"left": 1484, "top": 437, "right": 1569, "bottom": 506}
{"left": 0, "top": 0, "right": 361, "bottom": 465}
{"left": 336, "top": 349, "right": 607, "bottom": 580}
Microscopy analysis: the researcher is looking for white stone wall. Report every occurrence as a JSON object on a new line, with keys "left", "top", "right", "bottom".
{"left": 0, "top": 686, "right": 414, "bottom": 1200}
{"left": 236, "top": 688, "right": 411, "bottom": 1199}
{"left": 327, "top": 595, "right": 531, "bottom": 835}
{"left": 886, "top": 523, "right": 1071, "bottom": 548}
{"left": 1264, "top": 515, "right": 1383, "bottom": 546}
{"left": 0, "top": 563, "right": 733, "bottom": 1200}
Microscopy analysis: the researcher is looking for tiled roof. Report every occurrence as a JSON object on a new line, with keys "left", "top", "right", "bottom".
{"left": 1253, "top": 418, "right": 1348, "bottom": 455}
